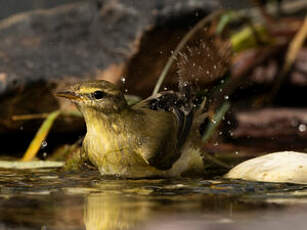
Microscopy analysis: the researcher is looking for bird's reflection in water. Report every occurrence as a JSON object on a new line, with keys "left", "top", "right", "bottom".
{"left": 82, "top": 179, "right": 237, "bottom": 230}
{"left": 84, "top": 192, "right": 153, "bottom": 230}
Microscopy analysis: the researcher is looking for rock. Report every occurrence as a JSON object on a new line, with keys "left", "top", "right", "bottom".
{"left": 225, "top": 151, "right": 307, "bottom": 184}
{"left": 0, "top": 0, "right": 79, "bottom": 20}
{"left": 0, "top": 0, "right": 220, "bottom": 133}
{"left": 228, "top": 108, "right": 307, "bottom": 147}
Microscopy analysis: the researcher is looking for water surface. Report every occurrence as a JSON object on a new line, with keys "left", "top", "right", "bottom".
{"left": 1, "top": 168, "right": 307, "bottom": 230}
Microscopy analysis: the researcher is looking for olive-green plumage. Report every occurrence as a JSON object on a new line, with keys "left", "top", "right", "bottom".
{"left": 56, "top": 80, "right": 204, "bottom": 177}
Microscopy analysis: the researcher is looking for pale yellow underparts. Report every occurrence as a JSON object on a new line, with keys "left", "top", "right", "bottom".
{"left": 82, "top": 108, "right": 204, "bottom": 178}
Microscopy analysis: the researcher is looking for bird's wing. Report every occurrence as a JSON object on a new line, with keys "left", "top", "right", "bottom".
{"left": 132, "top": 91, "right": 194, "bottom": 170}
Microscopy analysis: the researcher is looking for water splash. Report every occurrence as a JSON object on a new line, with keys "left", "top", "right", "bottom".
{"left": 41, "top": 140, "right": 47, "bottom": 149}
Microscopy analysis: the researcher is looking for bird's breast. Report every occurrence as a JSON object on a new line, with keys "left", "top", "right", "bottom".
{"left": 83, "top": 126, "right": 158, "bottom": 176}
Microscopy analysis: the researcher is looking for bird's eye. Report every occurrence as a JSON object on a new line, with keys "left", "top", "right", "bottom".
{"left": 93, "top": 91, "right": 105, "bottom": 99}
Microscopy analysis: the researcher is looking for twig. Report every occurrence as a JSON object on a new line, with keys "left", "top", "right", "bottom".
{"left": 12, "top": 113, "right": 49, "bottom": 120}
{"left": 12, "top": 110, "right": 82, "bottom": 121}
{"left": 201, "top": 102, "right": 231, "bottom": 169}
{"left": 202, "top": 101, "right": 231, "bottom": 143}
{"left": 152, "top": 10, "right": 223, "bottom": 95}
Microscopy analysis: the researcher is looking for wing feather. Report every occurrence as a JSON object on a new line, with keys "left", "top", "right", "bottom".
{"left": 132, "top": 91, "right": 194, "bottom": 170}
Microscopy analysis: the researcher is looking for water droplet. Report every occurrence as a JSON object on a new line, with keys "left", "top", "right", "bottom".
{"left": 298, "top": 124, "right": 306, "bottom": 132}
{"left": 219, "top": 131, "right": 223, "bottom": 135}
{"left": 227, "top": 121, "right": 231, "bottom": 125}
{"left": 219, "top": 88, "right": 223, "bottom": 92}
{"left": 124, "top": 89, "right": 128, "bottom": 93}
{"left": 220, "top": 80, "right": 225, "bottom": 84}
{"left": 41, "top": 140, "right": 47, "bottom": 148}
{"left": 43, "top": 152, "right": 48, "bottom": 158}
{"left": 163, "top": 87, "right": 168, "bottom": 91}
{"left": 121, "top": 77, "right": 126, "bottom": 83}
{"left": 137, "top": 139, "right": 143, "bottom": 146}
{"left": 224, "top": 95, "right": 229, "bottom": 100}
{"left": 235, "top": 151, "right": 239, "bottom": 155}
{"left": 213, "top": 65, "right": 217, "bottom": 69}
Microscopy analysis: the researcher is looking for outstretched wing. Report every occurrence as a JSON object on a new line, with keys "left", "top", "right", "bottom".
{"left": 132, "top": 91, "right": 194, "bottom": 170}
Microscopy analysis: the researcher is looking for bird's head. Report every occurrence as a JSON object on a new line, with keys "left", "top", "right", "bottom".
{"left": 55, "top": 80, "right": 127, "bottom": 114}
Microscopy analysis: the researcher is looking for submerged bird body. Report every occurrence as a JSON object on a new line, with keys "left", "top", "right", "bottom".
{"left": 57, "top": 80, "right": 204, "bottom": 177}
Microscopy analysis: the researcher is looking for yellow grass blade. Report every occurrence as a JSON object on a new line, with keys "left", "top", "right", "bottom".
{"left": 21, "top": 110, "right": 61, "bottom": 162}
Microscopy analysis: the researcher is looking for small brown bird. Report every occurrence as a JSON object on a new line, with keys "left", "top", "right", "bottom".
{"left": 56, "top": 80, "right": 204, "bottom": 178}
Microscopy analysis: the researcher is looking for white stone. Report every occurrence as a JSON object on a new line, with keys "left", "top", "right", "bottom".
{"left": 224, "top": 151, "right": 307, "bottom": 184}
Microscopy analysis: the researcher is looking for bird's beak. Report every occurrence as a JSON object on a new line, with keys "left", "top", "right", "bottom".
{"left": 55, "top": 91, "right": 81, "bottom": 100}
